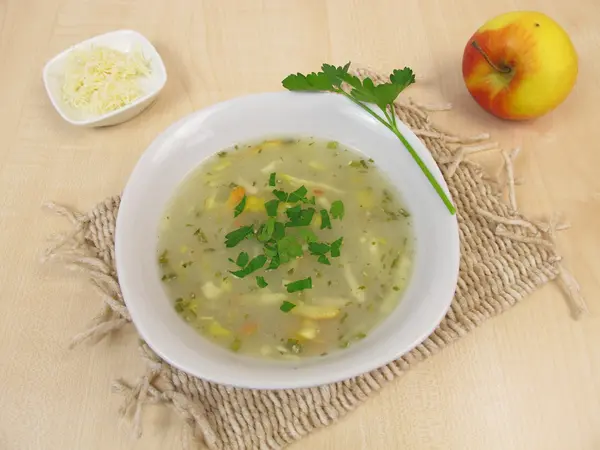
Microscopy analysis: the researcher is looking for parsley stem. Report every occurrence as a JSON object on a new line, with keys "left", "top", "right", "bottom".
{"left": 336, "top": 88, "right": 456, "bottom": 215}
{"left": 389, "top": 104, "right": 397, "bottom": 128}
{"left": 381, "top": 106, "right": 393, "bottom": 124}
{"left": 389, "top": 123, "right": 456, "bottom": 214}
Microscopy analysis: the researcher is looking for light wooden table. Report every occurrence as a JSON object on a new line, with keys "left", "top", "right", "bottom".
{"left": 1, "top": 0, "right": 599, "bottom": 449}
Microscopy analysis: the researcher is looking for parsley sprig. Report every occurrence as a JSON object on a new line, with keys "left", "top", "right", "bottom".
{"left": 282, "top": 63, "right": 456, "bottom": 215}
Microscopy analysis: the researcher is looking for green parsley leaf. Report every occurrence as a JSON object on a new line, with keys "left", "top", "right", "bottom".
{"left": 230, "top": 255, "right": 267, "bottom": 278}
{"left": 225, "top": 225, "right": 253, "bottom": 248}
{"left": 330, "top": 237, "right": 343, "bottom": 257}
{"left": 285, "top": 277, "right": 313, "bottom": 293}
{"left": 273, "top": 221, "right": 286, "bottom": 240}
{"left": 264, "top": 199, "right": 279, "bottom": 217}
{"left": 288, "top": 186, "right": 308, "bottom": 203}
{"left": 269, "top": 172, "right": 277, "bottom": 187}
{"left": 298, "top": 228, "right": 318, "bottom": 243}
{"left": 256, "top": 276, "right": 268, "bottom": 288}
{"left": 281, "top": 62, "right": 350, "bottom": 91}
{"left": 280, "top": 301, "right": 296, "bottom": 312}
{"left": 263, "top": 243, "right": 278, "bottom": 257}
{"left": 308, "top": 242, "right": 330, "bottom": 255}
{"left": 390, "top": 68, "right": 417, "bottom": 93}
{"left": 285, "top": 207, "right": 315, "bottom": 227}
{"left": 285, "top": 204, "right": 302, "bottom": 220}
{"left": 235, "top": 251, "right": 249, "bottom": 267}
{"left": 233, "top": 195, "right": 247, "bottom": 217}
{"left": 272, "top": 189, "right": 289, "bottom": 202}
{"left": 277, "top": 236, "right": 303, "bottom": 263}
{"left": 268, "top": 255, "right": 281, "bottom": 270}
{"left": 330, "top": 200, "right": 344, "bottom": 220}
{"left": 319, "top": 209, "right": 332, "bottom": 229}
{"left": 257, "top": 217, "right": 276, "bottom": 242}
{"left": 317, "top": 255, "right": 331, "bottom": 265}
{"left": 321, "top": 62, "right": 351, "bottom": 87}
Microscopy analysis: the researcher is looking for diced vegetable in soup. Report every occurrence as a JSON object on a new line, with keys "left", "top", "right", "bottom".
{"left": 157, "top": 138, "right": 414, "bottom": 359}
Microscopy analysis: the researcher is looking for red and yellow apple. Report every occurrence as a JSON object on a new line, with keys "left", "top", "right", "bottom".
{"left": 462, "top": 11, "right": 578, "bottom": 120}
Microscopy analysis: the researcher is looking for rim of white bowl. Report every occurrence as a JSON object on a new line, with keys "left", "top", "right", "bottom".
{"left": 115, "top": 91, "right": 460, "bottom": 389}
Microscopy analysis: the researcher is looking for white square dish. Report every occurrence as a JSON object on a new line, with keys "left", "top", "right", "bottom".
{"left": 42, "top": 29, "right": 167, "bottom": 127}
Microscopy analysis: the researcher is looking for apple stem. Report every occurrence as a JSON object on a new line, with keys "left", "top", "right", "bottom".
{"left": 471, "top": 41, "right": 512, "bottom": 74}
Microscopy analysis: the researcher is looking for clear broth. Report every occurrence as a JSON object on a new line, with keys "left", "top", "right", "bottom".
{"left": 157, "top": 138, "right": 414, "bottom": 360}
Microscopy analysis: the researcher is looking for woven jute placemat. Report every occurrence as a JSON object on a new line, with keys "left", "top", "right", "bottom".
{"left": 45, "top": 68, "right": 586, "bottom": 450}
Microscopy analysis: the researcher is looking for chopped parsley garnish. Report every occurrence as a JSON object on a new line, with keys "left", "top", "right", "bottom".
{"left": 285, "top": 277, "right": 312, "bottom": 293}
{"left": 288, "top": 186, "right": 308, "bottom": 203}
{"left": 330, "top": 237, "right": 343, "bottom": 257}
{"left": 330, "top": 200, "right": 344, "bottom": 220}
{"left": 317, "top": 255, "right": 331, "bottom": 265}
{"left": 326, "top": 141, "right": 339, "bottom": 149}
{"left": 280, "top": 301, "right": 296, "bottom": 312}
{"left": 225, "top": 225, "right": 254, "bottom": 248}
{"left": 235, "top": 251, "right": 249, "bottom": 267}
{"left": 319, "top": 209, "right": 332, "bottom": 229}
{"left": 268, "top": 255, "right": 281, "bottom": 270}
{"left": 256, "top": 276, "right": 268, "bottom": 288}
{"left": 257, "top": 217, "right": 276, "bottom": 242}
{"left": 233, "top": 195, "right": 247, "bottom": 218}
{"left": 277, "top": 236, "right": 303, "bottom": 263}
{"left": 285, "top": 204, "right": 302, "bottom": 219}
{"left": 219, "top": 173, "right": 351, "bottom": 295}
{"left": 272, "top": 221, "right": 286, "bottom": 240}
{"left": 264, "top": 199, "right": 279, "bottom": 217}
{"left": 230, "top": 255, "right": 268, "bottom": 278}
{"left": 308, "top": 242, "right": 330, "bottom": 255}
{"left": 298, "top": 228, "right": 318, "bottom": 243}
{"left": 263, "top": 242, "right": 278, "bottom": 257}
{"left": 272, "top": 189, "right": 289, "bottom": 202}
{"left": 285, "top": 207, "right": 315, "bottom": 227}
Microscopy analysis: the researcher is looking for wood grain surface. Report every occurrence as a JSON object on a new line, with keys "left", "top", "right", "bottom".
{"left": 1, "top": 1, "right": 599, "bottom": 449}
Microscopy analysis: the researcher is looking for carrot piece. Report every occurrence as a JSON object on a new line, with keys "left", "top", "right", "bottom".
{"left": 313, "top": 189, "right": 324, "bottom": 196}
{"left": 240, "top": 322, "right": 258, "bottom": 336}
{"left": 228, "top": 186, "right": 246, "bottom": 206}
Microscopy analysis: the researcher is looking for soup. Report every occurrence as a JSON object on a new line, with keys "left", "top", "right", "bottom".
{"left": 157, "top": 138, "right": 414, "bottom": 359}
